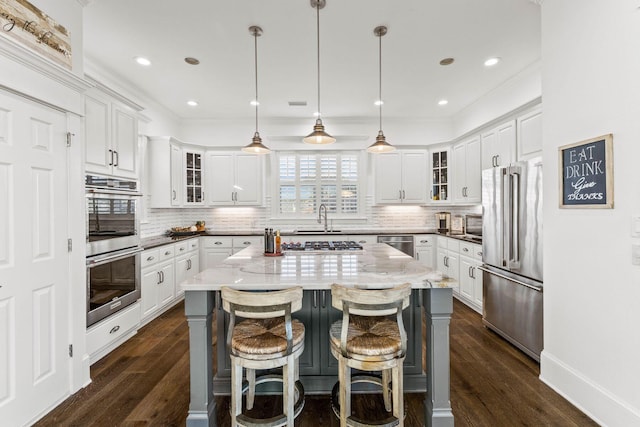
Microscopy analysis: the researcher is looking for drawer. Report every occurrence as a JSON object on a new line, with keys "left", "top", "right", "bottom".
{"left": 141, "top": 248, "right": 160, "bottom": 268}
{"left": 437, "top": 236, "right": 448, "bottom": 249}
{"left": 86, "top": 303, "right": 141, "bottom": 357}
{"left": 446, "top": 238, "right": 460, "bottom": 253}
{"left": 176, "top": 238, "right": 199, "bottom": 255}
{"left": 232, "top": 236, "right": 262, "bottom": 249}
{"left": 460, "top": 241, "right": 482, "bottom": 260}
{"left": 414, "top": 235, "right": 434, "bottom": 247}
{"left": 158, "top": 244, "right": 175, "bottom": 262}
{"left": 202, "top": 236, "right": 233, "bottom": 248}
{"left": 351, "top": 235, "right": 377, "bottom": 245}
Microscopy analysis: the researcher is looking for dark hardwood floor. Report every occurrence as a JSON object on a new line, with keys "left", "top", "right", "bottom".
{"left": 36, "top": 299, "right": 597, "bottom": 426}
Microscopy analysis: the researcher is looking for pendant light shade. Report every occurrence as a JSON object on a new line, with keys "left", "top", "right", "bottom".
{"left": 304, "top": 0, "right": 335, "bottom": 145}
{"left": 242, "top": 26, "right": 271, "bottom": 154}
{"left": 367, "top": 26, "right": 395, "bottom": 154}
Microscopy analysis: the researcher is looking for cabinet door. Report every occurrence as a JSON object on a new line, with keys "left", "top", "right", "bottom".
{"left": 141, "top": 267, "right": 160, "bottom": 318}
{"left": 111, "top": 106, "right": 137, "bottom": 179}
{"left": 452, "top": 142, "right": 467, "bottom": 203}
{"left": 465, "top": 136, "right": 481, "bottom": 202}
{"left": 374, "top": 152, "right": 402, "bottom": 204}
{"left": 158, "top": 262, "right": 174, "bottom": 307}
{"left": 517, "top": 106, "right": 542, "bottom": 160}
{"left": 85, "top": 94, "right": 112, "bottom": 175}
{"left": 495, "top": 121, "right": 516, "bottom": 167}
{"left": 472, "top": 262, "right": 483, "bottom": 310}
{"left": 415, "top": 247, "right": 434, "bottom": 268}
{"left": 297, "top": 291, "right": 322, "bottom": 375}
{"left": 459, "top": 256, "right": 475, "bottom": 301}
{"left": 429, "top": 149, "right": 450, "bottom": 202}
{"left": 175, "top": 256, "right": 189, "bottom": 298}
{"left": 234, "top": 154, "right": 262, "bottom": 205}
{"left": 170, "top": 143, "right": 183, "bottom": 206}
{"left": 400, "top": 151, "right": 427, "bottom": 203}
{"left": 203, "top": 249, "right": 233, "bottom": 270}
{"left": 184, "top": 150, "right": 204, "bottom": 205}
{"left": 206, "top": 153, "right": 235, "bottom": 205}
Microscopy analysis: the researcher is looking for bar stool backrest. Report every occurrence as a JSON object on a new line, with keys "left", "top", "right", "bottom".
{"left": 221, "top": 286, "right": 303, "bottom": 319}
{"left": 330, "top": 283, "right": 412, "bottom": 316}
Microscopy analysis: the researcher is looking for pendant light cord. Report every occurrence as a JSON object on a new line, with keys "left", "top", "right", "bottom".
{"left": 316, "top": 3, "right": 321, "bottom": 118}
{"left": 378, "top": 30, "right": 382, "bottom": 131}
{"left": 254, "top": 29, "right": 259, "bottom": 133}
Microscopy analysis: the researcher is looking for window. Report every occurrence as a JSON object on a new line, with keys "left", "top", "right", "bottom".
{"left": 276, "top": 151, "right": 360, "bottom": 217}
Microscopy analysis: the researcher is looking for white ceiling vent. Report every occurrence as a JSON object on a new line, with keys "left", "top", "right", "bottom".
{"left": 288, "top": 101, "right": 307, "bottom": 106}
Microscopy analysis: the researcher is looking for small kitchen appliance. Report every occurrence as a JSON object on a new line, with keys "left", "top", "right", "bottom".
{"left": 435, "top": 212, "right": 451, "bottom": 233}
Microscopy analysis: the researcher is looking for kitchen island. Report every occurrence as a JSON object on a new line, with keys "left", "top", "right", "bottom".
{"left": 181, "top": 243, "right": 456, "bottom": 427}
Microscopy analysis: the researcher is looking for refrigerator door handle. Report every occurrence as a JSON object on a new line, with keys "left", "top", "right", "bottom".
{"left": 509, "top": 168, "right": 521, "bottom": 269}
{"left": 478, "top": 265, "right": 542, "bottom": 292}
{"left": 502, "top": 168, "right": 510, "bottom": 267}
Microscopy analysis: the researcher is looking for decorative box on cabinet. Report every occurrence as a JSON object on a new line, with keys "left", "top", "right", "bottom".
{"left": 206, "top": 152, "right": 263, "bottom": 206}
{"left": 481, "top": 120, "right": 516, "bottom": 169}
{"left": 414, "top": 235, "right": 435, "bottom": 268}
{"left": 85, "top": 89, "right": 139, "bottom": 179}
{"left": 375, "top": 150, "right": 427, "bottom": 204}
{"left": 452, "top": 136, "right": 481, "bottom": 204}
{"left": 429, "top": 148, "right": 450, "bottom": 203}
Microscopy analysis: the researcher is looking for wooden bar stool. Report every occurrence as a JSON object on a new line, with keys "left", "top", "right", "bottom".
{"left": 329, "top": 283, "right": 412, "bottom": 427}
{"left": 221, "top": 286, "right": 306, "bottom": 427}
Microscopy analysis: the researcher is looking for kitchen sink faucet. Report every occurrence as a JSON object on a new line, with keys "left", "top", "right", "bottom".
{"left": 318, "top": 203, "right": 328, "bottom": 232}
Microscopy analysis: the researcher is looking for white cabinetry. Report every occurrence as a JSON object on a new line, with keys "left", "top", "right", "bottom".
{"left": 175, "top": 239, "right": 200, "bottom": 298}
{"left": 414, "top": 235, "right": 435, "bottom": 268}
{"left": 232, "top": 236, "right": 263, "bottom": 254}
{"left": 85, "top": 90, "right": 138, "bottom": 179}
{"left": 86, "top": 302, "right": 141, "bottom": 363}
{"left": 350, "top": 235, "right": 378, "bottom": 245}
{"left": 481, "top": 120, "right": 516, "bottom": 169}
{"left": 517, "top": 106, "right": 543, "bottom": 160}
{"left": 452, "top": 136, "right": 481, "bottom": 203}
{"left": 200, "top": 236, "right": 234, "bottom": 269}
{"left": 140, "top": 245, "right": 176, "bottom": 324}
{"left": 183, "top": 149, "right": 205, "bottom": 205}
{"left": 429, "top": 148, "right": 450, "bottom": 203}
{"left": 457, "top": 241, "right": 483, "bottom": 313}
{"left": 375, "top": 150, "right": 427, "bottom": 204}
{"left": 206, "top": 153, "right": 263, "bottom": 206}
{"left": 148, "top": 136, "right": 183, "bottom": 207}
{"left": 436, "top": 237, "right": 460, "bottom": 293}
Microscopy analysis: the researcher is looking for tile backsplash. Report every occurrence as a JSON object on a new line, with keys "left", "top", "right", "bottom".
{"left": 140, "top": 195, "right": 481, "bottom": 238}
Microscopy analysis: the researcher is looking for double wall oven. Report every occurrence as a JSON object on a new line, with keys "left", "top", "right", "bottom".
{"left": 86, "top": 175, "right": 143, "bottom": 327}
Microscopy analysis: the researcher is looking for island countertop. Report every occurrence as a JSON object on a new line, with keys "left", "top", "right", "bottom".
{"left": 181, "top": 243, "right": 457, "bottom": 291}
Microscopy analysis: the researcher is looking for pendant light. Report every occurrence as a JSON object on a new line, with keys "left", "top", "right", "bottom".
{"left": 242, "top": 26, "right": 271, "bottom": 154}
{"left": 303, "top": 0, "right": 335, "bottom": 145}
{"left": 367, "top": 26, "right": 396, "bottom": 153}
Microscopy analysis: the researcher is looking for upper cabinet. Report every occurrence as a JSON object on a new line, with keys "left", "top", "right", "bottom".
{"left": 206, "top": 152, "right": 263, "bottom": 206}
{"left": 85, "top": 89, "right": 139, "bottom": 179}
{"left": 516, "top": 105, "right": 542, "bottom": 160}
{"left": 452, "top": 136, "right": 481, "bottom": 204}
{"left": 428, "top": 148, "right": 450, "bottom": 203}
{"left": 148, "top": 137, "right": 204, "bottom": 207}
{"left": 481, "top": 120, "right": 516, "bottom": 170}
{"left": 374, "top": 150, "right": 427, "bottom": 204}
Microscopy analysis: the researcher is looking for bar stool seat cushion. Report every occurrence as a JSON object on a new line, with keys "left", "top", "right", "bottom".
{"left": 231, "top": 317, "right": 305, "bottom": 357}
{"left": 330, "top": 315, "right": 402, "bottom": 360}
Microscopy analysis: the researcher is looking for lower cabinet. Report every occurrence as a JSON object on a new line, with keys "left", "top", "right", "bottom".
{"left": 175, "top": 239, "right": 200, "bottom": 298}
{"left": 141, "top": 245, "right": 176, "bottom": 324}
{"left": 86, "top": 302, "right": 141, "bottom": 363}
{"left": 414, "top": 234, "right": 435, "bottom": 268}
{"left": 214, "top": 289, "right": 424, "bottom": 393}
{"left": 437, "top": 236, "right": 483, "bottom": 313}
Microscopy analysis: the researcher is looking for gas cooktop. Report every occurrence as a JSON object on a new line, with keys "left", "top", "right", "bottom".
{"left": 281, "top": 240, "right": 363, "bottom": 251}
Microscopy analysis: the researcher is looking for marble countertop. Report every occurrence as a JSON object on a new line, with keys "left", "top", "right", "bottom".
{"left": 181, "top": 243, "right": 457, "bottom": 292}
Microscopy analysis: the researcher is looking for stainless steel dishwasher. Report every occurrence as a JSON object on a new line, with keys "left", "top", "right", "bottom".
{"left": 377, "top": 235, "right": 414, "bottom": 257}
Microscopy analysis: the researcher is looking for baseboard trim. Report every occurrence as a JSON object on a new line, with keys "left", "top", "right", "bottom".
{"left": 540, "top": 350, "right": 640, "bottom": 427}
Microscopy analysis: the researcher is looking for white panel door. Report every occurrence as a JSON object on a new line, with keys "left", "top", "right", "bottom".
{"left": 84, "top": 94, "right": 111, "bottom": 175}
{"left": 0, "top": 90, "right": 70, "bottom": 426}
{"left": 400, "top": 151, "right": 427, "bottom": 203}
{"left": 235, "top": 154, "right": 261, "bottom": 205}
{"left": 111, "top": 106, "right": 137, "bottom": 179}
{"left": 206, "top": 153, "right": 235, "bottom": 204}
{"left": 374, "top": 152, "right": 402, "bottom": 203}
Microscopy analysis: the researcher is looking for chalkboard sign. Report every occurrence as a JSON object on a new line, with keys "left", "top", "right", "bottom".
{"left": 559, "top": 134, "right": 613, "bottom": 208}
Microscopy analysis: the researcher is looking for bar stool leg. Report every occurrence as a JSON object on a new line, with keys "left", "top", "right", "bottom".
{"left": 338, "top": 355, "right": 351, "bottom": 426}
{"left": 246, "top": 368, "right": 256, "bottom": 410}
{"left": 283, "top": 355, "right": 296, "bottom": 426}
{"left": 392, "top": 364, "right": 404, "bottom": 427}
{"left": 231, "top": 359, "right": 243, "bottom": 426}
{"left": 382, "top": 369, "right": 391, "bottom": 412}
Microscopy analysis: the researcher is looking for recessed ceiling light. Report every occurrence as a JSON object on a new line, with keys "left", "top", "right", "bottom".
{"left": 484, "top": 57, "right": 501, "bottom": 67}
{"left": 134, "top": 56, "right": 151, "bottom": 66}
{"left": 184, "top": 57, "right": 200, "bottom": 65}
{"left": 438, "top": 99, "right": 449, "bottom": 106}
{"left": 250, "top": 100, "right": 259, "bottom": 106}
{"left": 439, "top": 57, "right": 455, "bottom": 66}
{"left": 374, "top": 100, "right": 384, "bottom": 106}
{"left": 187, "top": 100, "right": 198, "bottom": 107}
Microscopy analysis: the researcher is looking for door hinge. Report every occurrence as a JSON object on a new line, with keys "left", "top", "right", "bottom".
{"left": 67, "top": 238, "right": 73, "bottom": 252}
{"left": 68, "top": 344, "right": 73, "bottom": 358}
{"left": 66, "top": 132, "right": 74, "bottom": 147}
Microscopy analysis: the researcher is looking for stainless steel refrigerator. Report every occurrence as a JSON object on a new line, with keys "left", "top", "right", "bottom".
{"left": 480, "top": 157, "right": 543, "bottom": 361}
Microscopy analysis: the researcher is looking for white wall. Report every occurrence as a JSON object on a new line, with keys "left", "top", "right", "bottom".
{"left": 540, "top": 1, "right": 640, "bottom": 426}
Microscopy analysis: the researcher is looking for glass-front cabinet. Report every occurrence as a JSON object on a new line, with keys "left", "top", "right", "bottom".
{"left": 430, "top": 148, "right": 449, "bottom": 203}
{"left": 184, "top": 150, "right": 204, "bottom": 205}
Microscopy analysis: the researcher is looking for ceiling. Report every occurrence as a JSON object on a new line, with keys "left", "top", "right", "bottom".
{"left": 82, "top": 0, "right": 541, "bottom": 122}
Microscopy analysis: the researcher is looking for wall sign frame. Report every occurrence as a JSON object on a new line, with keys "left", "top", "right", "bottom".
{"left": 558, "top": 134, "right": 613, "bottom": 209}
{"left": 0, "top": 0, "right": 72, "bottom": 70}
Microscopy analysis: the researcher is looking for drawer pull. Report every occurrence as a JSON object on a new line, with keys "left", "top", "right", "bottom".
{"left": 147, "top": 256, "right": 155, "bottom": 261}
{"left": 477, "top": 251, "right": 482, "bottom": 257}
{"left": 420, "top": 240, "right": 429, "bottom": 243}
{"left": 180, "top": 247, "right": 185, "bottom": 251}
{"left": 109, "top": 325, "right": 120, "bottom": 334}
{"left": 165, "top": 251, "right": 171, "bottom": 255}
{"left": 463, "top": 247, "right": 469, "bottom": 252}
{"left": 191, "top": 243, "right": 197, "bottom": 248}
{"left": 359, "top": 240, "right": 366, "bottom": 244}
{"left": 243, "top": 241, "right": 251, "bottom": 245}
{"left": 214, "top": 241, "right": 222, "bottom": 245}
